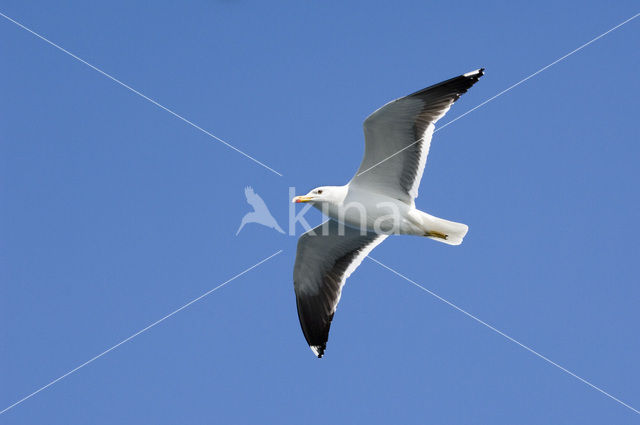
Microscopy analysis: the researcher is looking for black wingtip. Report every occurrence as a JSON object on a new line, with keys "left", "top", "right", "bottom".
{"left": 407, "top": 68, "right": 485, "bottom": 100}
{"left": 311, "top": 345, "right": 325, "bottom": 358}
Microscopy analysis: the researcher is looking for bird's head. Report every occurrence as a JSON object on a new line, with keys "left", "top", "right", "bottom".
{"left": 292, "top": 186, "right": 346, "bottom": 205}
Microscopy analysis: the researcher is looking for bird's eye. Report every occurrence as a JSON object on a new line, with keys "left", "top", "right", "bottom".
{"left": 317, "top": 190, "right": 323, "bottom": 194}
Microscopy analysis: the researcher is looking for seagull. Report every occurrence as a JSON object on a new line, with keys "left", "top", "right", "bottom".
{"left": 292, "top": 69, "right": 484, "bottom": 357}
{"left": 236, "top": 186, "right": 284, "bottom": 235}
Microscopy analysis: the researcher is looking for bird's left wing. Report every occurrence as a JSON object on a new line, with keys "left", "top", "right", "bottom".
{"left": 294, "top": 220, "right": 387, "bottom": 357}
{"left": 350, "top": 69, "right": 484, "bottom": 203}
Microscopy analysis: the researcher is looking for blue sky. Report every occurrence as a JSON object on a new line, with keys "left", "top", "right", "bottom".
{"left": 1, "top": 1, "right": 639, "bottom": 423}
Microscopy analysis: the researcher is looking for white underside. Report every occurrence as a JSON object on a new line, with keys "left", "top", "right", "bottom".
{"left": 316, "top": 186, "right": 468, "bottom": 245}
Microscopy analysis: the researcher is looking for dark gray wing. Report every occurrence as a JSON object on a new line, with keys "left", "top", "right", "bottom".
{"left": 350, "top": 69, "right": 484, "bottom": 203}
{"left": 293, "top": 220, "right": 387, "bottom": 357}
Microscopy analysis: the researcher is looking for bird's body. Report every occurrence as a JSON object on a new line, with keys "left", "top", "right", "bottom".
{"left": 304, "top": 184, "right": 467, "bottom": 242}
{"left": 292, "top": 69, "right": 485, "bottom": 357}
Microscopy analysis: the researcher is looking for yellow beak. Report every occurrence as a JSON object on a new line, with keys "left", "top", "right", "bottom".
{"left": 293, "top": 195, "right": 313, "bottom": 203}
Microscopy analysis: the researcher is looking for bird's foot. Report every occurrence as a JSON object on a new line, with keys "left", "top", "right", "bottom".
{"left": 425, "top": 231, "right": 448, "bottom": 240}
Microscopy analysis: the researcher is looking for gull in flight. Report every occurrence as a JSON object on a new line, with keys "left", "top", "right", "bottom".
{"left": 292, "top": 69, "right": 484, "bottom": 357}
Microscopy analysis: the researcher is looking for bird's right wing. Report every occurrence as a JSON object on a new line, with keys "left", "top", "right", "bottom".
{"left": 294, "top": 220, "right": 387, "bottom": 357}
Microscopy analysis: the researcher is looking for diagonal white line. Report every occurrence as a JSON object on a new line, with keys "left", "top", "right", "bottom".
{"left": 435, "top": 11, "right": 640, "bottom": 133}
{"left": 0, "top": 250, "right": 283, "bottom": 416}
{"left": 0, "top": 11, "right": 283, "bottom": 177}
{"left": 356, "top": 12, "right": 640, "bottom": 178}
{"left": 367, "top": 256, "right": 640, "bottom": 415}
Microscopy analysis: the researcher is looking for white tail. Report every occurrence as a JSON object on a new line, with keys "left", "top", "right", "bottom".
{"left": 410, "top": 210, "right": 469, "bottom": 246}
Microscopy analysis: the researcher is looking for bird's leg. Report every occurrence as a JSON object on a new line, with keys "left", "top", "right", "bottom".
{"left": 425, "top": 230, "right": 448, "bottom": 240}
